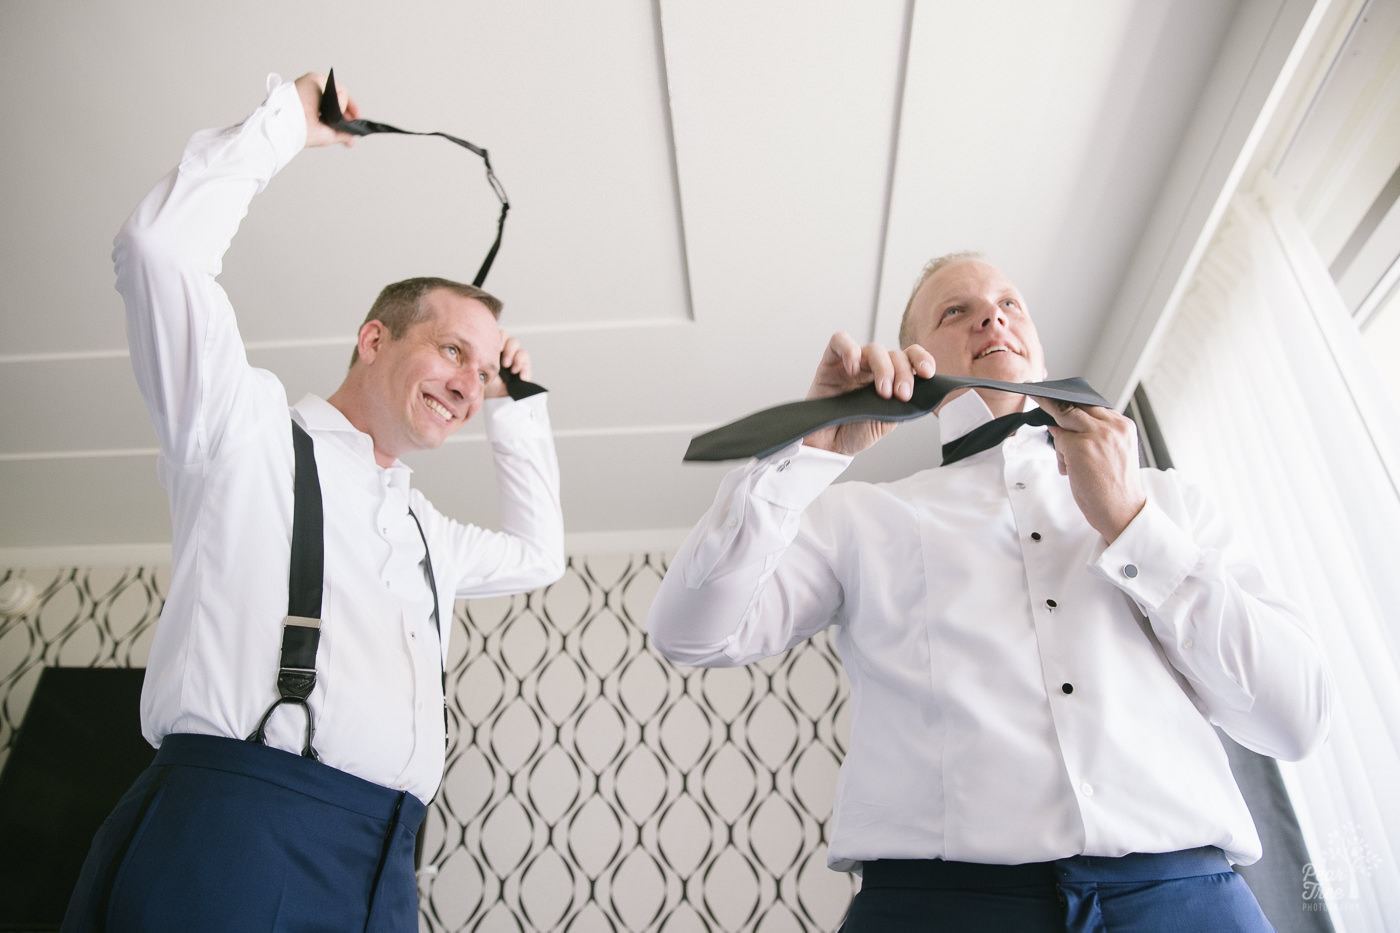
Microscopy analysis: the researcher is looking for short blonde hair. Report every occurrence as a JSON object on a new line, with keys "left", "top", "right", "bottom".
{"left": 897, "top": 250, "right": 984, "bottom": 348}
{"left": 349, "top": 277, "right": 502, "bottom": 367}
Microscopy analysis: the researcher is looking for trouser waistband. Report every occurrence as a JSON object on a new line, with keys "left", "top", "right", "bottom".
{"left": 861, "top": 846, "right": 1230, "bottom": 889}
{"left": 155, "top": 733, "right": 426, "bottom": 828}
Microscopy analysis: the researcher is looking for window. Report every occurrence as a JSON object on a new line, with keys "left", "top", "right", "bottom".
{"left": 1266, "top": 0, "right": 1400, "bottom": 411}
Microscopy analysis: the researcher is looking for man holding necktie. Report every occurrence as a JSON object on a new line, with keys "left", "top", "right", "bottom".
{"left": 63, "top": 71, "right": 564, "bottom": 932}
{"left": 649, "top": 252, "right": 1330, "bottom": 931}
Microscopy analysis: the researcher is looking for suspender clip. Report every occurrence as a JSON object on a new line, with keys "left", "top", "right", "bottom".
{"left": 276, "top": 616, "right": 322, "bottom": 700}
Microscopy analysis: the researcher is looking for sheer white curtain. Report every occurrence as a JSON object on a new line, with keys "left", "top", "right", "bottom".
{"left": 1144, "top": 180, "right": 1400, "bottom": 931}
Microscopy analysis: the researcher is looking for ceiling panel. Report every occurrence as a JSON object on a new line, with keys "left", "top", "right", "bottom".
{"left": 0, "top": 0, "right": 1325, "bottom": 560}
{"left": 659, "top": 0, "right": 909, "bottom": 337}
{"left": 875, "top": 0, "right": 1239, "bottom": 379}
{"left": 0, "top": 0, "right": 690, "bottom": 360}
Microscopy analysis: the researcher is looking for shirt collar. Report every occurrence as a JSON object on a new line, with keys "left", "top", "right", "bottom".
{"left": 935, "top": 387, "right": 1054, "bottom": 465}
{"left": 937, "top": 388, "right": 1039, "bottom": 442}
{"left": 290, "top": 394, "right": 414, "bottom": 478}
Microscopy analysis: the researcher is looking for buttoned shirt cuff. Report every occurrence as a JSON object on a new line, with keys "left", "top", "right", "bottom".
{"left": 483, "top": 392, "right": 552, "bottom": 442}
{"left": 177, "top": 75, "right": 306, "bottom": 187}
{"left": 1091, "top": 498, "right": 1200, "bottom": 612}
{"left": 750, "top": 442, "right": 852, "bottom": 510}
{"left": 677, "top": 442, "right": 848, "bottom": 588}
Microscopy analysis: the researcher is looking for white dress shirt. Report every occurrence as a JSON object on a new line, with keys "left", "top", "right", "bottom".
{"left": 649, "top": 390, "right": 1330, "bottom": 869}
{"left": 115, "top": 75, "right": 565, "bottom": 803}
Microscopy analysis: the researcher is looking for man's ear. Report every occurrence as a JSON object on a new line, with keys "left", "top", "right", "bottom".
{"left": 356, "top": 320, "right": 388, "bottom": 363}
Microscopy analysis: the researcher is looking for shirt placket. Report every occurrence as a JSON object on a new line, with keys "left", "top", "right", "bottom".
{"left": 377, "top": 473, "right": 440, "bottom": 788}
{"left": 1004, "top": 437, "right": 1100, "bottom": 825}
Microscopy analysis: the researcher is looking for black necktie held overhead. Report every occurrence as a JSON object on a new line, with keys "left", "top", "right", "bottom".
{"left": 317, "top": 69, "right": 545, "bottom": 401}
{"left": 682, "top": 375, "right": 1111, "bottom": 465}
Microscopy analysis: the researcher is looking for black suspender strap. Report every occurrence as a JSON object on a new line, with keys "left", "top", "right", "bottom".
{"left": 286, "top": 422, "right": 325, "bottom": 621}
{"left": 407, "top": 509, "right": 449, "bottom": 747}
{"left": 247, "top": 421, "right": 326, "bottom": 759}
{"left": 248, "top": 421, "right": 449, "bottom": 762}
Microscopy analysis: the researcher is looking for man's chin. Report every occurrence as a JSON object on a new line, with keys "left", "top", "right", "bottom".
{"left": 405, "top": 425, "right": 452, "bottom": 454}
{"left": 428, "top": 421, "right": 468, "bottom": 447}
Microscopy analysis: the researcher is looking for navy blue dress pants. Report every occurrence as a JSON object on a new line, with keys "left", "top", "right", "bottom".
{"left": 61, "top": 733, "right": 426, "bottom": 933}
{"left": 840, "top": 847, "right": 1275, "bottom": 932}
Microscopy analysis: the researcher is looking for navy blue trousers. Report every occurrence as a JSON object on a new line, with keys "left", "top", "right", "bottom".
{"left": 62, "top": 734, "right": 426, "bottom": 933}
{"left": 840, "top": 847, "right": 1275, "bottom": 932}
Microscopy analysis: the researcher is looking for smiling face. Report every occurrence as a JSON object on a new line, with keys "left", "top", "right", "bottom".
{"left": 903, "top": 258, "right": 1047, "bottom": 415}
{"left": 346, "top": 288, "right": 504, "bottom": 466}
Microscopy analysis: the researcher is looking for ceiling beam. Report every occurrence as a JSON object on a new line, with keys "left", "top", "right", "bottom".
{"left": 1085, "top": 0, "right": 1336, "bottom": 406}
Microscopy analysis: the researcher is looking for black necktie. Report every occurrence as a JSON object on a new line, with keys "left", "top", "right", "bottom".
{"left": 682, "top": 375, "right": 1110, "bottom": 463}
{"left": 318, "top": 70, "right": 509, "bottom": 288}
{"left": 317, "top": 70, "right": 545, "bottom": 402}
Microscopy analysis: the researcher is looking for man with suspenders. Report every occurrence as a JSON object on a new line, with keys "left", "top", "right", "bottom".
{"left": 64, "top": 72, "right": 564, "bottom": 931}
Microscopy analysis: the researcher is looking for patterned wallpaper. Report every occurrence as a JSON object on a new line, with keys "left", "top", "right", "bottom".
{"left": 0, "top": 558, "right": 859, "bottom": 932}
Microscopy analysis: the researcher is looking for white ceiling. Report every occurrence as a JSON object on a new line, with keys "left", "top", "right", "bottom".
{"left": 0, "top": 0, "right": 1335, "bottom": 562}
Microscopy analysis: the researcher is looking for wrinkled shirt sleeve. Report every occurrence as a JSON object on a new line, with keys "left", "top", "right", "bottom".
{"left": 1092, "top": 470, "right": 1332, "bottom": 760}
{"left": 430, "top": 393, "right": 566, "bottom": 598}
{"left": 648, "top": 443, "right": 851, "bottom": 667}
{"left": 114, "top": 75, "right": 306, "bottom": 469}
